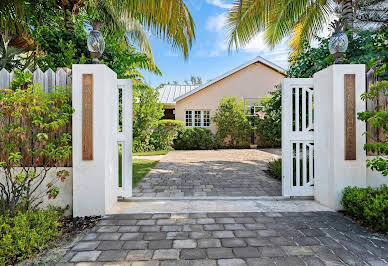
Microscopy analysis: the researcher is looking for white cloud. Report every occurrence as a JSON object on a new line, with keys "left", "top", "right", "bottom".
{"left": 206, "top": 13, "right": 227, "bottom": 32}
{"left": 205, "top": 14, "right": 289, "bottom": 68}
{"left": 205, "top": 0, "right": 233, "bottom": 9}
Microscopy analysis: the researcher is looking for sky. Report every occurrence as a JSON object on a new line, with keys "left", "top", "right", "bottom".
{"left": 141, "top": 0, "right": 291, "bottom": 88}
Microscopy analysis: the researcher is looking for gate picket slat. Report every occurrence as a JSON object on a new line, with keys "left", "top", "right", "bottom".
{"left": 302, "top": 87, "right": 306, "bottom": 131}
{"left": 302, "top": 143, "right": 307, "bottom": 186}
{"left": 308, "top": 89, "right": 313, "bottom": 129}
{"left": 295, "top": 142, "right": 300, "bottom": 187}
{"left": 0, "top": 69, "right": 10, "bottom": 89}
{"left": 44, "top": 69, "right": 56, "bottom": 92}
{"left": 32, "top": 68, "right": 45, "bottom": 88}
{"left": 295, "top": 88, "right": 300, "bottom": 132}
{"left": 309, "top": 144, "right": 313, "bottom": 185}
{"left": 56, "top": 68, "right": 67, "bottom": 88}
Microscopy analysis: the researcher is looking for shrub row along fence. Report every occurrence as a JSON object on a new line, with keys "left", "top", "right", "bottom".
{"left": 0, "top": 68, "right": 72, "bottom": 166}
{"left": 365, "top": 68, "right": 387, "bottom": 155}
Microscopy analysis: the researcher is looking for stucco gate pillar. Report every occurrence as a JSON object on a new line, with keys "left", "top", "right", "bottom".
{"left": 313, "top": 64, "right": 366, "bottom": 210}
{"left": 72, "top": 64, "right": 119, "bottom": 217}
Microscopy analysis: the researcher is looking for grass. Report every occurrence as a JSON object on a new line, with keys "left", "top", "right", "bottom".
{"left": 132, "top": 159, "right": 159, "bottom": 187}
{"left": 133, "top": 150, "right": 169, "bottom": 156}
{"left": 267, "top": 158, "right": 282, "bottom": 180}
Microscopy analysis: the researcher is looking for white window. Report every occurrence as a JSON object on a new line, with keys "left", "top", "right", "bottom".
{"left": 185, "top": 110, "right": 210, "bottom": 127}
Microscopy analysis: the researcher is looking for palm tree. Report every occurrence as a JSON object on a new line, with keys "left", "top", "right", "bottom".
{"left": 226, "top": 0, "right": 356, "bottom": 55}
{"left": 1, "top": 0, "right": 195, "bottom": 60}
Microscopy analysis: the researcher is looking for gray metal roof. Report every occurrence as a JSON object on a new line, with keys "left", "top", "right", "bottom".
{"left": 158, "top": 84, "right": 198, "bottom": 105}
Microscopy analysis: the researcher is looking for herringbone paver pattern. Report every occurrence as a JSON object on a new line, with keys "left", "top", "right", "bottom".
{"left": 59, "top": 212, "right": 388, "bottom": 265}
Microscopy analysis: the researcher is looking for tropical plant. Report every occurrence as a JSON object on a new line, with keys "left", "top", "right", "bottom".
{"left": 0, "top": 34, "right": 32, "bottom": 71}
{"left": 0, "top": 71, "right": 73, "bottom": 215}
{"left": 151, "top": 120, "right": 185, "bottom": 151}
{"left": 287, "top": 29, "right": 388, "bottom": 78}
{"left": 213, "top": 96, "right": 251, "bottom": 148}
{"left": 357, "top": 78, "right": 388, "bottom": 176}
{"left": 225, "top": 0, "right": 386, "bottom": 55}
{"left": 255, "top": 86, "right": 282, "bottom": 147}
{"left": 133, "top": 86, "right": 164, "bottom": 152}
{"left": 1, "top": 0, "right": 195, "bottom": 61}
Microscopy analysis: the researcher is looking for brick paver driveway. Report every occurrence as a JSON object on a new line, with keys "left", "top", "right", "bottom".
{"left": 133, "top": 149, "right": 282, "bottom": 197}
{"left": 61, "top": 211, "right": 388, "bottom": 265}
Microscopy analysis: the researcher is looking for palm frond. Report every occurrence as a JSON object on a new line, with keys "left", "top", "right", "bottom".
{"left": 102, "top": 0, "right": 195, "bottom": 59}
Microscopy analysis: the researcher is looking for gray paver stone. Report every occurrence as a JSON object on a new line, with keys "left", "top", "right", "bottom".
{"left": 72, "top": 241, "right": 100, "bottom": 251}
{"left": 153, "top": 249, "right": 179, "bottom": 260}
{"left": 221, "top": 238, "right": 246, "bottom": 248}
{"left": 97, "top": 250, "right": 127, "bottom": 262}
{"left": 70, "top": 251, "right": 101, "bottom": 262}
{"left": 173, "top": 239, "right": 197, "bottom": 249}
{"left": 217, "top": 258, "right": 247, "bottom": 266}
{"left": 120, "top": 233, "right": 143, "bottom": 240}
{"left": 207, "top": 248, "right": 234, "bottom": 259}
{"left": 167, "top": 232, "right": 188, "bottom": 240}
{"left": 213, "top": 231, "right": 234, "bottom": 238}
{"left": 126, "top": 250, "right": 154, "bottom": 261}
{"left": 282, "top": 246, "right": 314, "bottom": 256}
{"left": 198, "top": 239, "right": 221, "bottom": 248}
{"left": 233, "top": 247, "right": 260, "bottom": 258}
{"left": 180, "top": 249, "right": 207, "bottom": 260}
{"left": 97, "top": 233, "right": 122, "bottom": 241}
{"left": 246, "top": 258, "right": 275, "bottom": 266}
{"left": 97, "top": 241, "right": 125, "bottom": 250}
{"left": 259, "top": 246, "right": 286, "bottom": 257}
{"left": 144, "top": 233, "right": 166, "bottom": 240}
{"left": 148, "top": 240, "right": 172, "bottom": 249}
{"left": 122, "top": 241, "right": 148, "bottom": 250}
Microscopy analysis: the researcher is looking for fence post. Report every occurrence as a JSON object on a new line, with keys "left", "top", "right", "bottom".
{"left": 313, "top": 64, "right": 366, "bottom": 210}
{"left": 72, "top": 64, "right": 118, "bottom": 216}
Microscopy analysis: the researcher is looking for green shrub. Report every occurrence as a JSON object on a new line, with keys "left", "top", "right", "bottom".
{"left": 255, "top": 87, "right": 281, "bottom": 147}
{"left": 341, "top": 185, "right": 388, "bottom": 234}
{"left": 0, "top": 209, "right": 61, "bottom": 265}
{"left": 174, "top": 127, "right": 217, "bottom": 150}
{"left": 267, "top": 159, "right": 282, "bottom": 180}
{"left": 0, "top": 71, "right": 72, "bottom": 215}
{"left": 151, "top": 120, "right": 185, "bottom": 150}
{"left": 213, "top": 97, "right": 251, "bottom": 148}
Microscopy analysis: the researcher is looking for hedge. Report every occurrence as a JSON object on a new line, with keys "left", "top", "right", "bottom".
{"left": 173, "top": 127, "right": 217, "bottom": 150}
{"left": 341, "top": 185, "right": 388, "bottom": 234}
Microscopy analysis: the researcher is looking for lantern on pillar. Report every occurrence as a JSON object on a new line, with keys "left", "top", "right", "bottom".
{"left": 87, "top": 20, "right": 105, "bottom": 64}
{"left": 328, "top": 19, "right": 348, "bottom": 64}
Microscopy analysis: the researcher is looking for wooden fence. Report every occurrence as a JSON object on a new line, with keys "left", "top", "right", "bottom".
{"left": 0, "top": 68, "right": 72, "bottom": 91}
{"left": 365, "top": 68, "right": 387, "bottom": 154}
{"left": 0, "top": 68, "right": 73, "bottom": 166}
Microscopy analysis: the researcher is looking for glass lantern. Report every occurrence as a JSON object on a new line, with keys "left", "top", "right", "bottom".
{"left": 328, "top": 20, "right": 348, "bottom": 64}
{"left": 87, "top": 20, "right": 105, "bottom": 64}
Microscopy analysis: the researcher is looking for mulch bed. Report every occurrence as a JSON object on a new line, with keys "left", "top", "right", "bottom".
{"left": 58, "top": 215, "right": 101, "bottom": 236}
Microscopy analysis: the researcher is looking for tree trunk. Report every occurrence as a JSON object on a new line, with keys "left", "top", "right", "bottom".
{"left": 341, "top": 0, "right": 354, "bottom": 31}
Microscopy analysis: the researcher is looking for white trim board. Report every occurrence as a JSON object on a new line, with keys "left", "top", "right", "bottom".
{"left": 174, "top": 56, "right": 286, "bottom": 102}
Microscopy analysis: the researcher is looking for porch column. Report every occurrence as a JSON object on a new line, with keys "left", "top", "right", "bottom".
{"left": 72, "top": 64, "right": 118, "bottom": 216}
{"left": 313, "top": 64, "right": 366, "bottom": 210}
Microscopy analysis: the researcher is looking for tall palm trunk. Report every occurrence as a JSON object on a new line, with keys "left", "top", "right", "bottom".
{"left": 341, "top": 0, "right": 354, "bottom": 30}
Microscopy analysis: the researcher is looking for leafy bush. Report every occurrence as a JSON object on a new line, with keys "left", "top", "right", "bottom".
{"left": 288, "top": 30, "right": 388, "bottom": 79}
{"left": 357, "top": 79, "right": 388, "bottom": 176}
{"left": 213, "top": 97, "right": 251, "bottom": 148}
{"left": 0, "top": 71, "right": 72, "bottom": 215}
{"left": 151, "top": 120, "right": 185, "bottom": 150}
{"left": 0, "top": 209, "right": 61, "bottom": 265}
{"left": 133, "top": 86, "right": 164, "bottom": 152}
{"left": 267, "top": 159, "right": 282, "bottom": 180}
{"left": 341, "top": 185, "right": 388, "bottom": 234}
{"left": 174, "top": 127, "right": 217, "bottom": 150}
{"left": 255, "top": 87, "right": 282, "bottom": 147}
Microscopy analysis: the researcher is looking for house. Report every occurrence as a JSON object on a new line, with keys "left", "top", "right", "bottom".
{"left": 158, "top": 56, "right": 286, "bottom": 133}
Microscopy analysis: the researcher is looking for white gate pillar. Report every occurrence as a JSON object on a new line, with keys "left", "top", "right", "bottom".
{"left": 313, "top": 64, "right": 366, "bottom": 210}
{"left": 72, "top": 64, "right": 118, "bottom": 216}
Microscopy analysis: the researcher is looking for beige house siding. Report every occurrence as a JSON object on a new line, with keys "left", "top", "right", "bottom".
{"left": 175, "top": 62, "right": 285, "bottom": 133}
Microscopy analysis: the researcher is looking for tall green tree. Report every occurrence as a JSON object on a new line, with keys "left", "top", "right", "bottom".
{"left": 1, "top": 0, "right": 195, "bottom": 61}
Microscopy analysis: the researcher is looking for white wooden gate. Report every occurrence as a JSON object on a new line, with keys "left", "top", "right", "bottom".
{"left": 282, "top": 78, "right": 315, "bottom": 196}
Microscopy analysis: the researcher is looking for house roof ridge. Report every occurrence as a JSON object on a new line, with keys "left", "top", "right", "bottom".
{"left": 174, "top": 56, "right": 286, "bottom": 102}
